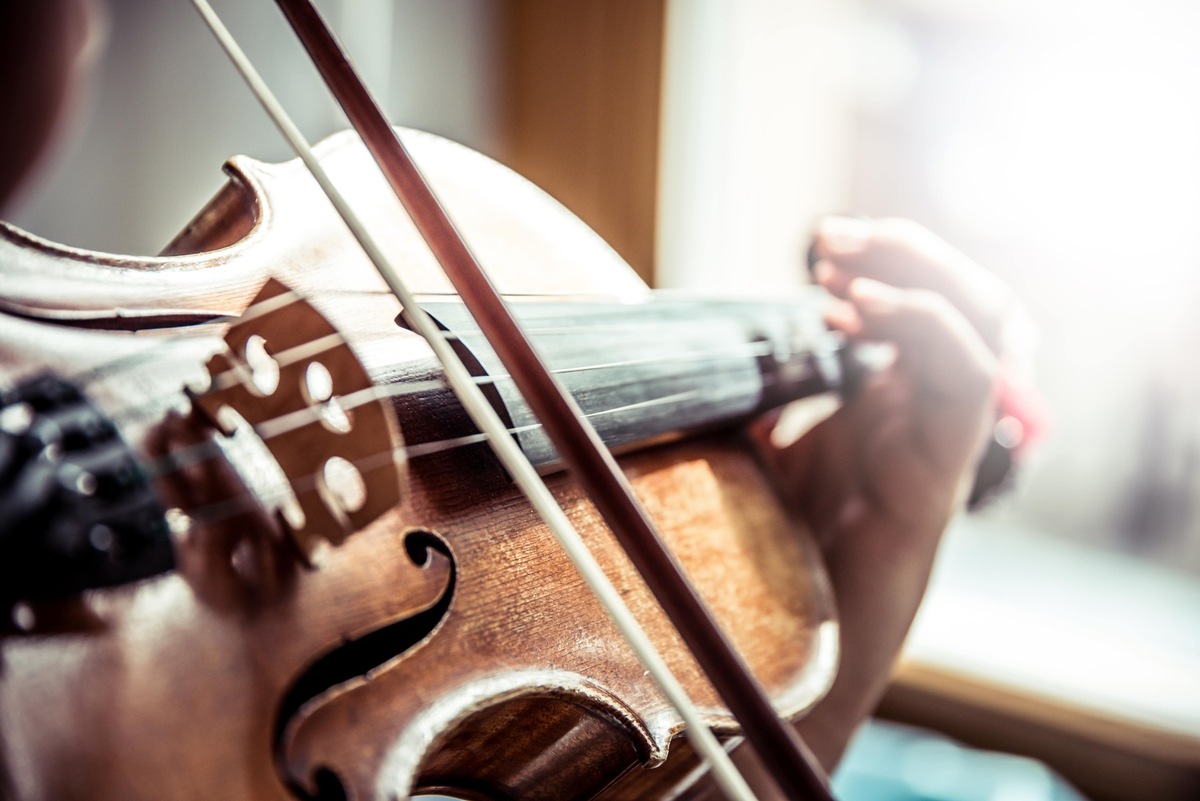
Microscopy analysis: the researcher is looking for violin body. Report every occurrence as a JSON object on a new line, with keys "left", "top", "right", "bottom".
{"left": 0, "top": 130, "right": 836, "bottom": 801}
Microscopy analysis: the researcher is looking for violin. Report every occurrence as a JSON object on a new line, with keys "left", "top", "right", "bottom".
{"left": 0, "top": 118, "right": 846, "bottom": 800}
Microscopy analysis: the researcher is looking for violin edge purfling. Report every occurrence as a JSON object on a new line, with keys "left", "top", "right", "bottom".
{"left": 0, "top": 125, "right": 839, "bottom": 801}
{"left": 266, "top": 4, "right": 835, "bottom": 796}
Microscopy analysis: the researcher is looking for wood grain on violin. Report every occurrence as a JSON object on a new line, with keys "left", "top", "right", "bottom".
{"left": 0, "top": 132, "right": 839, "bottom": 801}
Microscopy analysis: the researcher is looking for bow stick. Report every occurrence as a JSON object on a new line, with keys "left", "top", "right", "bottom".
{"left": 193, "top": 2, "right": 835, "bottom": 799}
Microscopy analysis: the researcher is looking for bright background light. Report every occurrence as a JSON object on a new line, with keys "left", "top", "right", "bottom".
{"left": 658, "top": 0, "right": 1200, "bottom": 756}
{"left": 660, "top": 0, "right": 1200, "bottom": 574}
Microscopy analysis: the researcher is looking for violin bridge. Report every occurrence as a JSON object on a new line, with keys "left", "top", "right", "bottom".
{"left": 191, "top": 278, "right": 405, "bottom": 564}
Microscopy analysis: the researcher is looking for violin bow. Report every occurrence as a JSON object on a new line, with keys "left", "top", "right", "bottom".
{"left": 192, "top": 2, "right": 835, "bottom": 799}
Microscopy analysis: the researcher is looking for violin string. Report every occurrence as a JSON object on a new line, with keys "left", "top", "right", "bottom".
{"left": 134, "top": 322, "right": 797, "bottom": 500}
{"left": 65, "top": 295, "right": 810, "bottom": 390}
{"left": 57, "top": 260, "right": 824, "bottom": 391}
{"left": 108, "top": 287, "right": 788, "bottom": 490}
{"left": 60, "top": 280, "right": 823, "bottom": 411}
{"left": 192, "top": 4, "right": 764, "bottom": 799}
{"left": 98, "top": 333, "right": 780, "bottom": 429}
{"left": 145, "top": 355, "right": 721, "bottom": 493}
{"left": 116, "top": 333, "right": 789, "bottom": 494}
{"left": 138, "top": 329, "right": 811, "bottom": 525}
{"left": 211, "top": 327, "right": 777, "bottom": 399}
{"left": 165, "top": 388, "right": 703, "bottom": 534}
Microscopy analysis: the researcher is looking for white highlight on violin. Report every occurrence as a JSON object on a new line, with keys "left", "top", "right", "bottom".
{"left": 189, "top": 3, "right": 761, "bottom": 800}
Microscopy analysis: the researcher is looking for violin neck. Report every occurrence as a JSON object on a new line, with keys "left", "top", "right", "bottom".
{"left": 411, "top": 290, "right": 844, "bottom": 470}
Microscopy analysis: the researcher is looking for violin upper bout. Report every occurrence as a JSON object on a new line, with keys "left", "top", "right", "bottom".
{"left": 0, "top": 126, "right": 651, "bottom": 330}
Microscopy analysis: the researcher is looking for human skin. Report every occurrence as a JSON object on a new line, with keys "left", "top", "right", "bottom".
{"left": 792, "top": 217, "right": 1006, "bottom": 768}
{"left": 689, "top": 216, "right": 1013, "bottom": 798}
{"left": 0, "top": 0, "right": 102, "bottom": 213}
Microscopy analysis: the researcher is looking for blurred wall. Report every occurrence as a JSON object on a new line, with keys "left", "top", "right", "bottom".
{"left": 659, "top": 0, "right": 1200, "bottom": 576}
{"left": 495, "top": 0, "right": 665, "bottom": 285}
{"left": 9, "top": 0, "right": 500, "bottom": 255}
{"left": 657, "top": 0, "right": 862, "bottom": 293}
{"left": 846, "top": 0, "right": 1200, "bottom": 572}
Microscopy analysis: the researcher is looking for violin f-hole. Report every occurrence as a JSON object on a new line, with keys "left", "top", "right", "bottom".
{"left": 275, "top": 528, "right": 456, "bottom": 801}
